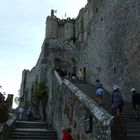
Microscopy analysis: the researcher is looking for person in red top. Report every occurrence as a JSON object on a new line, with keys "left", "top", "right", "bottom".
{"left": 62, "top": 128, "right": 73, "bottom": 140}
{"left": 62, "top": 128, "right": 67, "bottom": 140}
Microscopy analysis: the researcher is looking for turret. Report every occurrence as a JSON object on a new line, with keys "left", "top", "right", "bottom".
{"left": 64, "top": 18, "right": 75, "bottom": 40}
{"left": 45, "top": 9, "right": 58, "bottom": 39}
{"left": 75, "top": 8, "right": 84, "bottom": 41}
{"left": 87, "top": 0, "right": 96, "bottom": 19}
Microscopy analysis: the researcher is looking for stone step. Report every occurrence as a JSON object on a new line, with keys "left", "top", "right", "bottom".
{"left": 10, "top": 139, "right": 56, "bottom": 140}
{"left": 10, "top": 135, "right": 57, "bottom": 139}
{"left": 127, "top": 129, "right": 140, "bottom": 134}
{"left": 10, "top": 139, "right": 57, "bottom": 140}
{"left": 127, "top": 125, "right": 140, "bottom": 129}
{"left": 12, "top": 128, "right": 56, "bottom": 132}
{"left": 10, "top": 133, "right": 57, "bottom": 139}
{"left": 9, "top": 121, "right": 57, "bottom": 140}
{"left": 16, "top": 121, "right": 48, "bottom": 128}
{"left": 127, "top": 134, "right": 140, "bottom": 139}
{"left": 11, "top": 129, "right": 57, "bottom": 136}
{"left": 16, "top": 121, "right": 48, "bottom": 124}
{"left": 74, "top": 83, "right": 140, "bottom": 140}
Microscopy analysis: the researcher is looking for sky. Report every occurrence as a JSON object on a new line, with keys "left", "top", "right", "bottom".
{"left": 0, "top": 0, "right": 87, "bottom": 108}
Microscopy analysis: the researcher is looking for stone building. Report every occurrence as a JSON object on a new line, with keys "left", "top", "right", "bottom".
{"left": 19, "top": 0, "right": 140, "bottom": 139}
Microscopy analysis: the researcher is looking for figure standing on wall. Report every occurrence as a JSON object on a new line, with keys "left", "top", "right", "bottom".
{"left": 51, "top": 9, "right": 54, "bottom": 17}
{"left": 111, "top": 85, "right": 124, "bottom": 116}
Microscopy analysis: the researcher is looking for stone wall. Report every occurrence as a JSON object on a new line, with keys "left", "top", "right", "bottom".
{"left": 43, "top": 0, "right": 140, "bottom": 101}
{"left": 19, "top": 0, "right": 139, "bottom": 138}
{"left": 19, "top": 39, "right": 78, "bottom": 118}
{"left": 76, "top": 0, "right": 140, "bottom": 101}
{"left": 50, "top": 71, "right": 113, "bottom": 140}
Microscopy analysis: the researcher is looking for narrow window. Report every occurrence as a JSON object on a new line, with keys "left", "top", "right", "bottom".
{"left": 96, "top": 8, "right": 98, "bottom": 13}
{"left": 97, "top": 67, "right": 101, "bottom": 73}
{"left": 113, "top": 67, "right": 117, "bottom": 74}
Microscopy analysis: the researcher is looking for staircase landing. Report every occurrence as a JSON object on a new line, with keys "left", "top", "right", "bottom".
{"left": 10, "top": 121, "right": 57, "bottom": 140}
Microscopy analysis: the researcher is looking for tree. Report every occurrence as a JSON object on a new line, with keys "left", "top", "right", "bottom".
{"left": 31, "top": 82, "right": 48, "bottom": 120}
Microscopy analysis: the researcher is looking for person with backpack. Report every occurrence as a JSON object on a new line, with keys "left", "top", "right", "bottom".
{"left": 111, "top": 85, "right": 124, "bottom": 116}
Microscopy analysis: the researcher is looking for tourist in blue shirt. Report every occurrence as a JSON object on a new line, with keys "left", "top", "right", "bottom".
{"left": 96, "top": 88, "right": 104, "bottom": 105}
{"left": 95, "top": 80, "right": 104, "bottom": 105}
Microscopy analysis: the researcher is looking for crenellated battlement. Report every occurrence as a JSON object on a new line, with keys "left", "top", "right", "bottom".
{"left": 45, "top": 9, "right": 77, "bottom": 41}
{"left": 45, "top": 0, "right": 94, "bottom": 42}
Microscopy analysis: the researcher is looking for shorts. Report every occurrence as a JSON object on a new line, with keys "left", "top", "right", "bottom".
{"left": 112, "top": 104, "right": 123, "bottom": 115}
{"left": 96, "top": 94, "right": 103, "bottom": 98}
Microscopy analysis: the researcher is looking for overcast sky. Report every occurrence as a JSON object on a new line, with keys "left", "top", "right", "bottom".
{"left": 0, "top": 0, "right": 87, "bottom": 107}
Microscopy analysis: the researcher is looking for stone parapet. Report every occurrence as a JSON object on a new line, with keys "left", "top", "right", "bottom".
{"left": 52, "top": 70, "right": 112, "bottom": 140}
{"left": 63, "top": 79, "right": 113, "bottom": 126}
{"left": 52, "top": 70, "right": 127, "bottom": 140}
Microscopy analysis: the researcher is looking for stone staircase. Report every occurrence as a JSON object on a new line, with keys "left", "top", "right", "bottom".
{"left": 9, "top": 121, "right": 57, "bottom": 140}
{"left": 74, "top": 83, "right": 140, "bottom": 140}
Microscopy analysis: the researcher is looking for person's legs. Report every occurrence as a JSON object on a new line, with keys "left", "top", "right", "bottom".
{"left": 116, "top": 108, "right": 121, "bottom": 116}
{"left": 133, "top": 104, "right": 138, "bottom": 119}
{"left": 116, "top": 105, "right": 123, "bottom": 116}
{"left": 96, "top": 95, "right": 102, "bottom": 105}
{"left": 28, "top": 114, "right": 31, "bottom": 121}
{"left": 112, "top": 108, "right": 116, "bottom": 116}
{"left": 96, "top": 95, "right": 100, "bottom": 104}
{"left": 99, "top": 95, "right": 103, "bottom": 105}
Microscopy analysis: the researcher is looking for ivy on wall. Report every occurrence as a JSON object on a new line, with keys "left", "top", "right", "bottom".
{"left": 31, "top": 82, "right": 48, "bottom": 105}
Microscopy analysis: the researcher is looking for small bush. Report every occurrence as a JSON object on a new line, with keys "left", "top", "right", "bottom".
{"left": 31, "top": 82, "right": 48, "bottom": 105}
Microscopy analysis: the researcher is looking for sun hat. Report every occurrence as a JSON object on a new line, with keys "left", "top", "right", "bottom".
{"left": 113, "top": 85, "right": 119, "bottom": 91}
{"left": 130, "top": 88, "right": 136, "bottom": 92}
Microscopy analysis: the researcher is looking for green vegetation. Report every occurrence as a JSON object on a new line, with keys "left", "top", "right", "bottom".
{"left": 18, "top": 96, "right": 24, "bottom": 102}
{"left": 31, "top": 82, "right": 48, "bottom": 105}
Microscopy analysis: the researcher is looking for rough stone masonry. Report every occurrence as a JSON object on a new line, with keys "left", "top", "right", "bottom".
{"left": 19, "top": 0, "right": 139, "bottom": 139}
